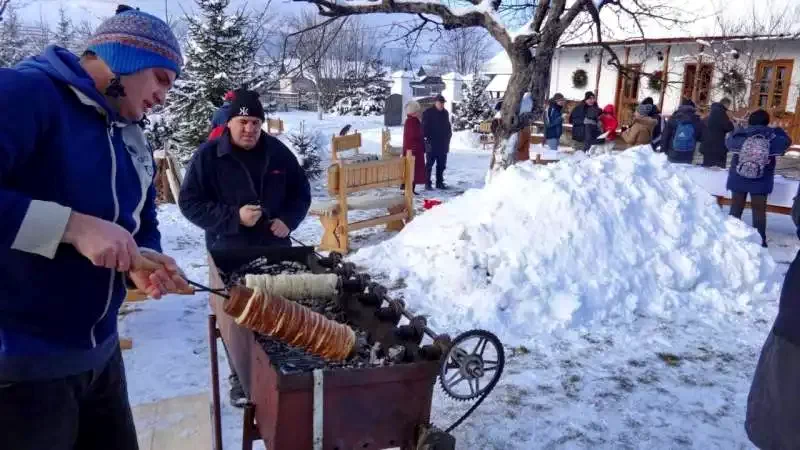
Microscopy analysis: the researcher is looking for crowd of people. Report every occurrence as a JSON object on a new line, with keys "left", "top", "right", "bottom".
{"left": 0, "top": 3, "right": 798, "bottom": 449}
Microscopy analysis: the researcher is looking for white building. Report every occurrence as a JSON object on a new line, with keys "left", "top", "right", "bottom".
{"left": 483, "top": 34, "right": 800, "bottom": 139}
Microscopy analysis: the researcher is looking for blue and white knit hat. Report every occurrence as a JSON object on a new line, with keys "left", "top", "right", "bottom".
{"left": 87, "top": 5, "right": 183, "bottom": 77}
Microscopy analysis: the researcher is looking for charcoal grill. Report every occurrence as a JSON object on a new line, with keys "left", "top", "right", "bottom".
{"left": 206, "top": 245, "right": 504, "bottom": 450}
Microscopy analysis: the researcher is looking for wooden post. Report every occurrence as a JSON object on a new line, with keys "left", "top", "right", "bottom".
{"left": 594, "top": 48, "right": 604, "bottom": 97}
{"left": 658, "top": 45, "right": 671, "bottom": 112}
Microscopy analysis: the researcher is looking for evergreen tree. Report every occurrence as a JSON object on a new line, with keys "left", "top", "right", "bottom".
{"left": 0, "top": 8, "right": 31, "bottom": 68}
{"left": 164, "top": 0, "right": 261, "bottom": 160}
{"left": 287, "top": 121, "right": 323, "bottom": 180}
{"left": 453, "top": 74, "right": 493, "bottom": 131}
{"left": 54, "top": 5, "right": 73, "bottom": 50}
{"left": 329, "top": 58, "right": 390, "bottom": 116}
{"left": 144, "top": 115, "right": 174, "bottom": 152}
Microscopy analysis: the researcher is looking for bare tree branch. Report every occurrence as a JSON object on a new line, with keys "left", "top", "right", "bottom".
{"left": 0, "top": 0, "right": 10, "bottom": 22}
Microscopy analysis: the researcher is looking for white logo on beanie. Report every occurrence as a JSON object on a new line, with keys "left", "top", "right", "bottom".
{"left": 239, "top": 107, "right": 249, "bottom": 116}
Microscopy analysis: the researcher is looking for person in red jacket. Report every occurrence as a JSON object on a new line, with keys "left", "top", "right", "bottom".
{"left": 599, "top": 104, "right": 619, "bottom": 142}
{"left": 402, "top": 100, "right": 426, "bottom": 194}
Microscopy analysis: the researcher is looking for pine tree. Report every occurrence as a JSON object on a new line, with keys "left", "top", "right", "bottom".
{"left": 164, "top": 0, "right": 260, "bottom": 161}
{"left": 0, "top": 8, "right": 31, "bottom": 68}
{"left": 453, "top": 74, "right": 493, "bottom": 131}
{"left": 330, "top": 58, "right": 390, "bottom": 116}
{"left": 144, "top": 115, "right": 174, "bottom": 152}
{"left": 54, "top": 5, "right": 73, "bottom": 50}
{"left": 287, "top": 121, "right": 323, "bottom": 180}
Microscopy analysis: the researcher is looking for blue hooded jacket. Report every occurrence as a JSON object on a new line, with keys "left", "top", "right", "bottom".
{"left": 0, "top": 46, "right": 161, "bottom": 381}
{"left": 726, "top": 125, "right": 792, "bottom": 195}
{"left": 211, "top": 101, "right": 232, "bottom": 128}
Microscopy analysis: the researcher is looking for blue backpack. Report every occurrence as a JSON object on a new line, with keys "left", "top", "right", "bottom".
{"left": 672, "top": 121, "right": 696, "bottom": 152}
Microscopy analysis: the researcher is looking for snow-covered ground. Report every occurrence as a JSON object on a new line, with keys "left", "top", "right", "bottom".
{"left": 123, "top": 112, "right": 798, "bottom": 449}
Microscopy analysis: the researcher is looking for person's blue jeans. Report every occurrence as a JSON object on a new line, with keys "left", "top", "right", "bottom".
{"left": 546, "top": 138, "right": 559, "bottom": 151}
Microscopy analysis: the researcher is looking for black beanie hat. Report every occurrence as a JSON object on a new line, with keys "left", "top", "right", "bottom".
{"left": 228, "top": 89, "right": 265, "bottom": 122}
{"left": 584, "top": 91, "right": 596, "bottom": 101}
{"left": 749, "top": 109, "right": 770, "bottom": 126}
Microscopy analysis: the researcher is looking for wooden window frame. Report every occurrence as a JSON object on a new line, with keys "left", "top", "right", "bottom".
{"left": 751, "top": 59, "right": 794, "bottom": 112}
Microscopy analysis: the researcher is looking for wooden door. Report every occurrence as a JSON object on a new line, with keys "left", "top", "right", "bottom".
{"left": 751, "top": 59, "right": 794, "bottom": 112}
{"left": 615, "top": 64, "right": 641, "bottom": 126}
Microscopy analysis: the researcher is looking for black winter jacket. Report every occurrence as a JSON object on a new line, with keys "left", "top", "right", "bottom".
{"left": 700, "top": 102, "right": 734, "bottom": 157}
{"left": 569, "top": 102, "right": 602, "bottom": 148}
{"left": 422, "top": 107, "right": 452, "bottom": 154}
{"left": 178, "top": 131, "right": 311, "bottom": 252}
{"left": 662, "top": 105, "right": 704, "bottom": 162}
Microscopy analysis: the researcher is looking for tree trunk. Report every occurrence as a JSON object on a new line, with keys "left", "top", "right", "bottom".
{"left": 486, "top": 39, "right": 556, "bottom": 182}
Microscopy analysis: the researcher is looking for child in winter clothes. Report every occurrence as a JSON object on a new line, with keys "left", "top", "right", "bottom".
{"left": 726, "top": 109, "right": 792, "bottom": 247}
{"left": 599, "top": 104, "right": 619, "bottom": 142}
{"left": 544, "top": 93, "right": 566, "bottom": 151}
{"left": 622, "top": 104, "right": 658, "bottom": 147}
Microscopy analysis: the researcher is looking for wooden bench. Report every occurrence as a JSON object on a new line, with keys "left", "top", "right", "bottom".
{"left": 133, "top": 394, "right": 211, "bottom": 450}
{"left": 266, "top": 118, "right": 284, "bottom": 136}
{"left": 309, "top": 156, "right": 415, "bottom": 253}
{"left": 381, "top": 128, "right": 403, "bottom": 159}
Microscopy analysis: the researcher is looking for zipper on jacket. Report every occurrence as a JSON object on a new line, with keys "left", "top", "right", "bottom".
{"left": 90, "top": 125, "right": 121, "bottom": 348}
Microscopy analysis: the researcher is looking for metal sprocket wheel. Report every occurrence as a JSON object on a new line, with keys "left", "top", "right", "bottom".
{"left": 439, "top": 329, "right": 504, "bottom": 401}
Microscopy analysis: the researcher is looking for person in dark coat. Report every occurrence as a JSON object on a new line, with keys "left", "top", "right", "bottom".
{"left": 402, "top": 100, "right": 426, "bottom": 194}
{"left": 662, "top": 97, "right": 704, "bottom": 164}
{"left": 0, "top": 7, "right": 188, "bottom": 449}
{"left": 701, "top": 98, "right": 734, "bottom": 168}
{"left": 544, "top": 93, "right": 566, "bottom": 151}
{"left": 569, "top": 91, "right": 602, "bottom": 152}
{"left": 179, "top": 90, "right": 311, "bottom": 407}
{"left": 726, "top": 109, "right": 791, "bottom": 247}
{"left": 745, "top": 188, "right": 800, "bottom": 448}
{"left": 641, "top": 97, "right": 664, "bottom": 151}
{"left": 180, "top": 89, "right": 311, "bottom": 254}
{"left": 422, "top": 94, "right": 452, "bottom": 190}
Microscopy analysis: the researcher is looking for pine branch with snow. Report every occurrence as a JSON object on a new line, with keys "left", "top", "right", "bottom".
{"left": 453, "top": 74, "right": 494, "bottom": 131}
{"left": 164, "top": 0, "right": 265, "bottom": 160}
{"left": 287, "top": 121, "right": 323, "bottom": 180}
{"left": 329, "top": 58, "right": 390, "bottom": 116}
{"left": 0, "top": 8, "right": 34, "bottom": 67}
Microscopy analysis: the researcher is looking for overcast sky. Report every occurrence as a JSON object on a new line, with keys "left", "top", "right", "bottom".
{"left": 14, "top": 0, "right": 799, "bottom": 55}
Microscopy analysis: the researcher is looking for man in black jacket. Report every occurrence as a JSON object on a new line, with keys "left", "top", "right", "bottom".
{"left": 179, "top": 89, "right": 311, "bottom": 255}
{"left": 178, "top": 90, "right": 311, "bottom": 407}
{"left": 662, "top": 97, "right": 704, "bottom": 164}
{"left": 422, "top": 94, "right": 452, "bottom": 190}
{"left": 700, "top": 97, "right": 734, "bottom": 168}
{"left": 569, "top": 91, "right": 602, "bottom": 152}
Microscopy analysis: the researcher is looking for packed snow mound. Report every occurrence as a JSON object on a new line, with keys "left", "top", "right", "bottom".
{"left": 350, "top": 147, "right": 781, "bottom": 344}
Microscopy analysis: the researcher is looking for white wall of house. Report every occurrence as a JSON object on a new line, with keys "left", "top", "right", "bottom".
{"left": 546, "top": 39, "right": 800, "bottom": 117}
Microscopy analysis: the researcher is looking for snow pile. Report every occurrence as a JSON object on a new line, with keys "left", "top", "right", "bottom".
{"left": 351, "top": 147, "right": 781, "bottom": 344}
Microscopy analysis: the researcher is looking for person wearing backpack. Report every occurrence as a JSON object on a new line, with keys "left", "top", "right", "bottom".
{"left": 745, "top": 184, "right": 800, "bottom": 449}
{"left": 662, "top": 97, "right": 703, "bottom": 164}
{"left": 726, "top": 109, "right": 792, "bottom": 247}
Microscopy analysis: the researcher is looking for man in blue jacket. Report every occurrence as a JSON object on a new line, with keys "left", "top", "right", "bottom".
{"left": 0, "top": 6, "right": 188, "bottom": 449}
{"left": 726, "top": 109, "right": 792, "bottom": 247}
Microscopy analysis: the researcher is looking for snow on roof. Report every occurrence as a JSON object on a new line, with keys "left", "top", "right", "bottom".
{"left": 442, "top": 72, "right": 464, "bottom": 81}
{"left": 483, "top": 51, "right": 512, "bottom": 75}
{"left": 392, "top": 70, "right": 415, "bottom": 78}
{"left": 485, "top": 74, "right": 511, "bottom": 93}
